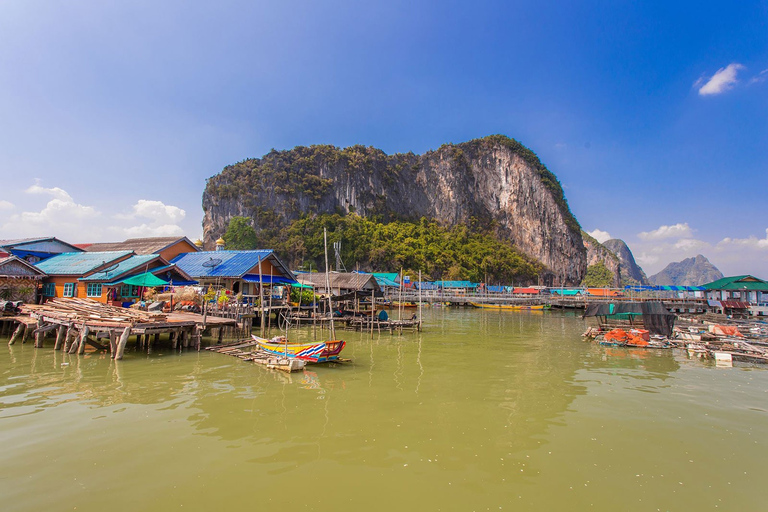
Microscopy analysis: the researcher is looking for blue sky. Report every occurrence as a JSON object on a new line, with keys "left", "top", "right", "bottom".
{"left": 1, "top": 0, "right": 766, "bottom": 277}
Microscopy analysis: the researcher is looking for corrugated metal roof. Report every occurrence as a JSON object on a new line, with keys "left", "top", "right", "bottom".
{"left": 703, "top": 275, "right": 768, "bottom": 291}
{"left": 297, "top": 272, "right": 379, "bottom": 290}
{"left": 437, "top": 281, "right": 477, "bottom": 288}
{"left": 0, "top": 255, "right": 47, "bottom": 276}
{"left": 79, "top": 254, "right": 160, "bottom": 282}
{"left": 171, "top": 250, "right": 285, "bottom": 278}
{"left": 85, "top": 237, "right": 200, "bottom": 255}
{"left": 34, "top": 251, "right": 133, "bottom": 275}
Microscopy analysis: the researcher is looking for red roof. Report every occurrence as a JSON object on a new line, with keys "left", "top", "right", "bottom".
{"left": 513, "top": 287, "right": 540, "bottom": 294}
{"left": 721, "top": 300, "right": 750, "bottom": 309}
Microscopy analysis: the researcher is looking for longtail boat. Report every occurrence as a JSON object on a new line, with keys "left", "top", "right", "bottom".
{"left": 252, "top": 335, "right": 346, "bottom": 363}
{"left": 469, "top": 302, "right": 551, "bottom": 311}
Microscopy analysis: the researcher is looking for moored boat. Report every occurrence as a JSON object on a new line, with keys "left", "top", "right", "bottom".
{"left": 252, "top": 334, "right": 346, "bottom": 363}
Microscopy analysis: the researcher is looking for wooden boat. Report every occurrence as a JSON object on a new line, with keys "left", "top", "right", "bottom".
{"left": 252, "top": 335, "right": 345, "bottom": 363}
{"left": 469, "top": 302, "right": 551, "bottom": 311}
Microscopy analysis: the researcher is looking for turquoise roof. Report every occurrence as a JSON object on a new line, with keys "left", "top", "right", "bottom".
{"left": 79, "top": 254, "right": 159, "bottom": 282}
{"left": 34, "top": 251, "right": 133, "bottom": 276}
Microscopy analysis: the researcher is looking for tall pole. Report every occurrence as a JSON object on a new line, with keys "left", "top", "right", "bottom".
{"left": 324, "top": 228, "right": 336, "bottom": 340}
{"left": 418, "top": 269, "right": 422, "bottom": 332}
{"left": 258, "top": 257, "right": 265, "bottom": 337}
{"left": 371, "top": 287, "right": 375, "bottom": 339}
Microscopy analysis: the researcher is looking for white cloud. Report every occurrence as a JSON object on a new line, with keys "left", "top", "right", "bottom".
{"left": 748, "top": 69, "right": 768, "bottom": 85}
{"left": 116, "top": 199, "right": 186, "bottom": 225}
{"left": 717, "top": 228, "right": 768, "bottom": 249}
{"left": 0, "top": 182, "right": 190, "bottom": 243}
{"left": 121, "top": 223, "right": 185, "bottom": 238}
{"left": 638, "top": 223, "right": 693, "bottom": 241}
{"left": 25, "top": 180, "right": 73, "bottom": 202}
{"left": 635, "top": 252, "right": 659, "bottom": 266}
{"left": 0, "top": 183, "right": 99, "bottom": 241}
{"left": 697, "top": 63, "right": 745, "bottom": 96}
{"left": 673, "top": 238, "right": 708, "bottom": 251}
{"left": 587, "top": 229, "right": 612, "bottom": 243}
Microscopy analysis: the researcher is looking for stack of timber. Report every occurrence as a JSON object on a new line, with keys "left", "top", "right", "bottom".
{"left": 206, "top": 339, "right": 306, "bottom": 372}
{"left": 15, "top": 298, "right": 208, "bottom": 359}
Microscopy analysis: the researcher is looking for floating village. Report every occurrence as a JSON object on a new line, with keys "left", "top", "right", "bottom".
{"left": 2, "top": 235, "right": 768, "bottom": 371}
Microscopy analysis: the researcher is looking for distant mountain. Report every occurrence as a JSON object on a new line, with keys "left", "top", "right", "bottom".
{"left": 602, "top": 239, "right": 649, "bottom": 286}
{"left": 648, "top": 254, "right": 723, "bottom": 286}
{"left": 581, "top": 231, "right": 621, "bottom": 287}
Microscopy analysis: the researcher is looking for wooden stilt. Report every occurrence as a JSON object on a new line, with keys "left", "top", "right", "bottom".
{"left": 109, "top": 330, "right": 117, "bottom": 355}
{"left": 20, "top": 324, "right": 30, "bottom": 344}
{"left": 54, "top": 324, "right": 66, "bottom": 350}
{"left": 217, "top": 327, "right": 224, "bottom": 345}
{"left": 63, "top": 325, "right": 76, "bottom": 352}
{"left": 170, "top": 330, "right": 178, "bottom": 350}
{"left": 153, "top": 332, "right": 160, "bottom": 346}
{"left": 34, "top": 319, "right": 44, "bottom": 348}
{"left": 78, "top": 325, "right": 90, "bottom": 355}
{"left": 115, "top": 326, "right": 131, "bottom": 360}
{"left": 8, "top": 323, "right": 23, "bottom": 346}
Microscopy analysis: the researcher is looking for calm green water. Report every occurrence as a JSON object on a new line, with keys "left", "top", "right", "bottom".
{"left": 2, "top": 309, "right": 767, "bottom": 511}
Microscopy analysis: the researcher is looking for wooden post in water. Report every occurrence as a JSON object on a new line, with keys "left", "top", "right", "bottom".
{"left": 33, "top": 319, "right": 43, "bottom": 348}
{"left": 63, "top": 325, "right": 76, "bottom": 352}
{"left": 115, "top": 326, "right": 131, "bottom": 360}
{"left": 78, "top": 325, "right": 90, "bottom": 355}
{"left": 8, "top": 322, "right": 22, "bottom": 346}
{"left": 54, "top": 324, "right": 66, "bottom": 350}
{"left": 109, "top": 330, "right": 118, "bottom": 355}
{"left": 20, "top": 323, "right": 30, "bottom": 344}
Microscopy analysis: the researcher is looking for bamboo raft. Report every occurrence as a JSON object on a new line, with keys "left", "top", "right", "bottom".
{"left": 205, "top": 339, "right": 306, "bottom": 372}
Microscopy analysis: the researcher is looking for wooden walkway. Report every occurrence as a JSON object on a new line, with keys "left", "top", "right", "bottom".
{"left": 4, "top": 298, "right": 239, "bottom": 359}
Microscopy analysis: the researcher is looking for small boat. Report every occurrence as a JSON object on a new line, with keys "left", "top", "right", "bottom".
{"left": 469, "top": 302, "right": 551, "bottom": 311}
{"left": 252, "top": 335, "right": 346, "bottom": 363}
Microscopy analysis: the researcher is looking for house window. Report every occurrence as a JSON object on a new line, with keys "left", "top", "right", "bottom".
{"left": 87, "top": 283, "right": 103, "bottom": 298}
{"left": 42, "top": 283, "right": 56, "bottom": 296}
{"left": 121, "top": 284, "right": 140, "bottom": 298}
{"left": 63, "top": 283, "right": 76, "bottom": 298}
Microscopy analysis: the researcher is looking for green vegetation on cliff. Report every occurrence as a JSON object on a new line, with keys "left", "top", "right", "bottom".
{"left": 581, "top": 262, "right": 614, "bottom": 287}
{"left": 225, "top": 213, "right": 543, "bottom": 283}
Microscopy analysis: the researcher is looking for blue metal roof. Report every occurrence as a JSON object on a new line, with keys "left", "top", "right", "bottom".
{"left": 242, "top": 274, "right": 297, "bottom": 285}
{"left": 80, "top": 254, "right": 159, "bottom": 282}
{"left": 171, "top": 250, "right": 278, "bottom": 278}
{"left": 34, "top": 251, "right": 133, "bottom": 276}
{"left": 437, "top": 280, "right": 478, "bottom": 288}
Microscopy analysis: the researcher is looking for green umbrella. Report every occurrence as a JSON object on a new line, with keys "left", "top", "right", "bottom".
{"left": 121, "top": 272, "right": 169, "bottom": 287}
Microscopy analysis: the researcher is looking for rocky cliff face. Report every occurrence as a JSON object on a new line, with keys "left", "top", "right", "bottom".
{"left": 582, "top": 232, "right": 621, "bottom": 287}
{"left": 203, "top": 135, "right": 586, "bottom": 284}
{"left": 602, "top": 239, "right": 648, "bottom": 285}
{"left": 649, "top": 254, "right": 723, "bottom": 286}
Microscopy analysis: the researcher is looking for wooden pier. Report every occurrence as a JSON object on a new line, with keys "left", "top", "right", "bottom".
{"left": 5, "top": 298, "right": 238, "bottom": 359}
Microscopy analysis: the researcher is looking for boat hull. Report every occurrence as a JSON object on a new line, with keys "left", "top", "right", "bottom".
{"left": 252, "top": 335, "right": 346, "bottom": 363}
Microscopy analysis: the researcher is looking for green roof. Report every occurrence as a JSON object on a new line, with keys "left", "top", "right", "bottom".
{"left": 702, "top": 275, "right": 768, "bottom": 291}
